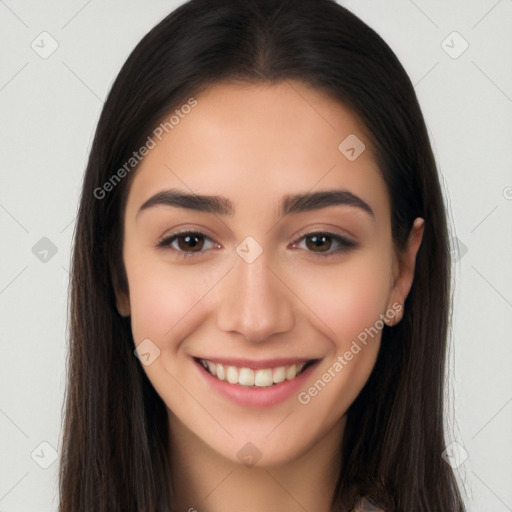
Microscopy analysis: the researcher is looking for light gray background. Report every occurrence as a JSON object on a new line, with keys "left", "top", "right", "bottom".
{"left": 1, "top": 1, "right": 511, "bottom": 510}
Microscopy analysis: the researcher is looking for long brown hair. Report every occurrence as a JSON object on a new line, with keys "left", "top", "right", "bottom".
{"left": 59, "top": 1, "right": 466, "bottom": 510}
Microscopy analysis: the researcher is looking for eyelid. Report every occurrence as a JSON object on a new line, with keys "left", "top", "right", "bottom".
{"left": 156, "top": 228, "right": 357, "bottom": 258}
{"left": 156, "top": 229, "right": 219, "bottom": 257}
{"left": 288, "top": 229, "right": 357, "bottom": 257}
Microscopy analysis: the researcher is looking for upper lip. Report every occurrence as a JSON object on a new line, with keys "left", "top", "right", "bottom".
{"left": 194, "top": 356, "right": 319, "bottom": 369}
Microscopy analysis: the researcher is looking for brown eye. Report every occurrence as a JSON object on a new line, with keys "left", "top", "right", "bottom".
{"left": 176, "top": 233, "right": 204, "bottom": 252}
{"left": 292, "top": 231, "right": 357, "bottom": 257}
{"left": 157, "top": 231, "right": 217, "bottom": 255}
{"left": 305, "top": 234, "right": 333, "bottom": 252}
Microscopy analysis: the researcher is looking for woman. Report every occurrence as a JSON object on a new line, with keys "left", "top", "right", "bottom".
{"left": 58, "top": 0, "right": 466, "bottom": 510}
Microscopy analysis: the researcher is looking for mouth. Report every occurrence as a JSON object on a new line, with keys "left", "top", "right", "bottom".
{"left": 195, "top": 357, "right": 317, "bottom": 388}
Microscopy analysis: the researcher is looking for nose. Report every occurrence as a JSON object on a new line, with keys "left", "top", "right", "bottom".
{"left": 215, "top": 249, "right": 295, "bottom": 343}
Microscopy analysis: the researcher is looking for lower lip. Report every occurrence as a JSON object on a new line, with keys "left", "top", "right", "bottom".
{"left": 194, "top": 359, "right": 319, "bottom": 407}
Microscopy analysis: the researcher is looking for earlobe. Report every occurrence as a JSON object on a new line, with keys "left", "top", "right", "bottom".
{"left": 383, "top": 302, "right": 403, "bottom": 327}
{"left": 385, "top": 217, "right": 424, "bottom": 326}
{"left": 112, "top": 267, "right": 131, "bottom": 317}
{"left": 114, "top": 290, "right": 131, "bottom": 317}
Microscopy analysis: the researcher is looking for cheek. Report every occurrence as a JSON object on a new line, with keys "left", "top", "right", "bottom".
{"left": 124, "top": 258, "right": 217, "bottom": 407}
{"left": 293, "top": 251, "right": 392, "bottom": 350}
{"left": 292, "top": 255, "right": 392, "bottom": 425}
{"left": 125, "top": 259, "right": 190, "bottom": 344}
{"left": 124, "top": 254, "right": 225, "bottom": 348}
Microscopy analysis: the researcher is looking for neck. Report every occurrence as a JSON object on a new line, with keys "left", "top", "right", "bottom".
{"left": 168, "top": 413, "right": 346, "bottom": 512}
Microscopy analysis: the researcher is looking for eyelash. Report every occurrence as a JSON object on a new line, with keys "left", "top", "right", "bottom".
{"left": 156, "top": 229, "right": 357, "bottom": 259}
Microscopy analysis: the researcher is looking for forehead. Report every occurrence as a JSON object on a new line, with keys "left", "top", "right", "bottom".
{"left": 124, "top": 80, "right": 389, "bottom": 222}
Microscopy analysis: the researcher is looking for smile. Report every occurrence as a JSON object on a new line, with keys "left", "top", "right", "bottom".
{"left": 198, "top": 358, "right": 314, "bottom": 388}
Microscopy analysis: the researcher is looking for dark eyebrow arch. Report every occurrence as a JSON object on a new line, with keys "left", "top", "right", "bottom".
{"left": 136, "top": 188, "right": 374, "bottom": 219}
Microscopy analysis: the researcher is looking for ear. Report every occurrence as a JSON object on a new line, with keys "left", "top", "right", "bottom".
{"left": 385, "top": 217, "right": 424, "bottom": 326}
{"left": 115, "top": 289, "right": 131, "bottom": 317}
{"left": 113, "top": 277, "right": 131, "bottom": 317}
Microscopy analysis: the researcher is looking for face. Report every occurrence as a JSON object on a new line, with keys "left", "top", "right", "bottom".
{"left": 117, "top": 80, "right": 423, "bottom": 467}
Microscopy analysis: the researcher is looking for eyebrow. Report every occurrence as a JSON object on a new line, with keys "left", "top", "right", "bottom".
{"left": 136, "top": 188, "right": 375, "bottom": 219}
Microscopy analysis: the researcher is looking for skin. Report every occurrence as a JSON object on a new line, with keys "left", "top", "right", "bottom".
{"left": 115, "top": 80, "right": 424, "bottom": 512}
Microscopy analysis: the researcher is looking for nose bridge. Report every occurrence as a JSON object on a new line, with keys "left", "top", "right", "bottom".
{"left": 215, "top": 242, "right": 295, "bottom": 342}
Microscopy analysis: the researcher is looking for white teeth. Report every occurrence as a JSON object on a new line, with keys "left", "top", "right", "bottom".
{"left": 272, "top": 366, "right": 285, "bottom": 384}
{"left": 216, "top": 363, "right": 225, "bottom": 381}
{"left": 206, "top": 361, "right": 216, "bottom": 376}
{"left": 299, "top": 362, "right": 307, "bottom": 372}
{"left": 199, "top": 359, "right": 309, "bottom": 387}
{"left": 285, "top": 365, "right": 297, "bottom": 380}
{"left": 226, "top": 366, "right": 238, "bottom": 384}
{"left": 254, "top": 368, "right": 273, "bottom": 387}
{"left": 239, "top": 368, "right": 255, "bottom": 386}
